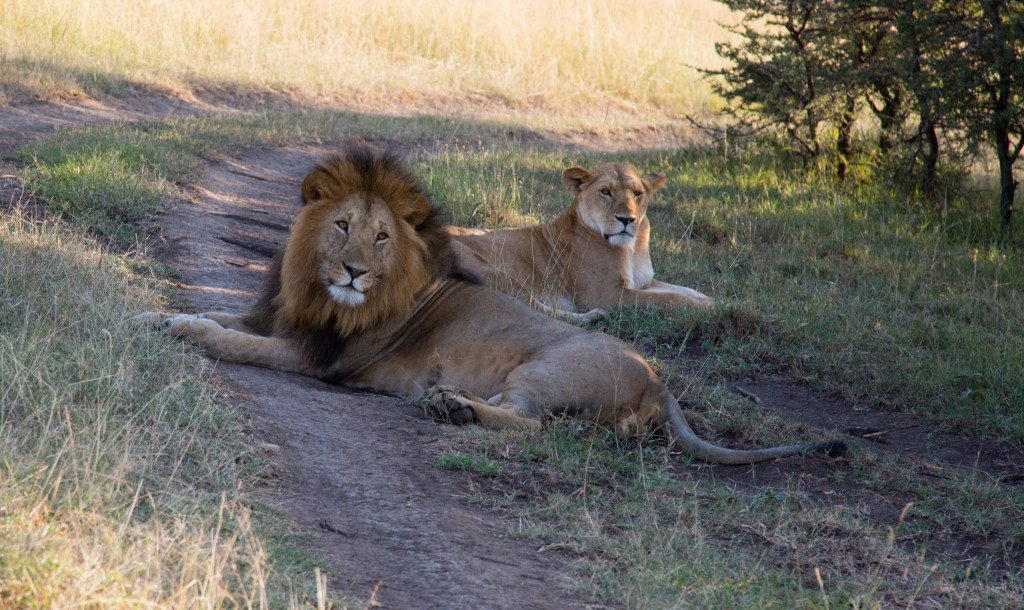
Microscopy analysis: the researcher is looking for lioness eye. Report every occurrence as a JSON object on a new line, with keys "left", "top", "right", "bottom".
{"left": 600, "top": 188, "right": 611, "bottom": 196}
{"left": 634, "top": 190, "right": 643, "bottom": 197}
{"left": 336, "top": 220, "right": 348, "bottom": 231}
{"left": 376, "top": 231, "right": 389, "bottom": 241}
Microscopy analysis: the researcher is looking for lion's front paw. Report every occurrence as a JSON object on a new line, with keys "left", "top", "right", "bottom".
{"left": 160, "top": 314, "right": 220, "bottom": 343}
{"left": 419, "top": 385, "right": 477, "bottom": 426}
{"left": 580, "top": 308, "right": 610, "bottom": 323}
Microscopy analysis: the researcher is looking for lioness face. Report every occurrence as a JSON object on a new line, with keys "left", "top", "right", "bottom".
{"left": 312, "top": 195, "right": 408, "bottom": 307}
{"left": 562, "top": 163, "right": 667, "bottom": 247}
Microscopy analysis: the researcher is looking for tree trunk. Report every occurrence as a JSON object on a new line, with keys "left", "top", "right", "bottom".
{"left": 837, "top": 95, "right": 856, "bottom": 181}
{"left": 875, "top": 87, "right": 902, "bottom": 155}
{"left": 921, "top": 119, "right": 940, "bottom": 196}
{"left": 995, "top": 125, "right": 1017, "bottom": 241}
{"left": 983, "top": 0, "right": 1018, "bottom": 241}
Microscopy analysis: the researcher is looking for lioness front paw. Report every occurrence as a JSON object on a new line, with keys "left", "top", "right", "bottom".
{"left": 419, "top": 385, "right": 477, "bottom": 426}
{"left": 580, "top": 308, "right": 610, "bottom": 323}
{"left": 129, "top": 311, "right": 170, "bottom": 329}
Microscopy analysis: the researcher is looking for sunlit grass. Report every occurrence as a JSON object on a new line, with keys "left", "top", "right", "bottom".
{"left": 0, "top": 0, "right": 734, "bottom": 115}
{"left": 0, "top": 212, "right": 332, "bottom": 606}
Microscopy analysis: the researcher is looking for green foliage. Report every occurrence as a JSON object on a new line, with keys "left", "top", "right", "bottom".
{"left": 711, "top": 0, "right": 1024, "bottom": 235}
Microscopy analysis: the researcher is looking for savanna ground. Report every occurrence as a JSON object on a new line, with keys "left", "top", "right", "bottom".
{"left": 1, "top": 1, "right": 1022, "bottom": 608}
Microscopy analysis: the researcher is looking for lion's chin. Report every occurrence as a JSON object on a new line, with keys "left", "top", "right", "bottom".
{"left": 327, "top": 284, "right": 367, "bottom": 307}
{"left": 606, "top": 233, "right": 635, "bottom": 248}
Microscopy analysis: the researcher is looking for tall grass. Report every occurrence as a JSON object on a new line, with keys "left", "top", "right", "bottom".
{"left": 0, "top": 0, "right": 733, "bottom": 114}
{"left": 0, "top": 212, "right": 315, "bottom": 606}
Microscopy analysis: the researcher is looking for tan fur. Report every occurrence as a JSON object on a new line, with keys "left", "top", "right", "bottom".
{"left": 449, "top": 163, "right": 714, "bottom": 322}
{"left": 137, "top": 144, "right": 840, "bottom": 465}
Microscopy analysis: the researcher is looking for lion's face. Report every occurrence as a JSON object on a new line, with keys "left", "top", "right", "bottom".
{"left": 311, "top": 194, "right": 410, "bottom": 307}
{"left": 562, "top": 163, "right": 666, "bottom": 247}
{"left": 277, "top": 147, "right": 441, "bottom": 335}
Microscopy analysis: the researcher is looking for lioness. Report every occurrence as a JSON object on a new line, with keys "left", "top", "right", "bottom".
{"left": 449, "top": 163, "right": 713, "bottom": 323}
{"left": 137, "top": 143, "right": 841, "bottom": 464}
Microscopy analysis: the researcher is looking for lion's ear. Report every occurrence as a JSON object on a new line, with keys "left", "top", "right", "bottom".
{"left": 398, "top": 194, "right": 431, "bottom": 226}
{"left": 301, "top": 168, "right": 330, "bottom": 205}
{"left": 643, "top": 172, "right": 667, "bottom": 191}
{"left": 561, "top": 167, "right": 592, "bottom": 195}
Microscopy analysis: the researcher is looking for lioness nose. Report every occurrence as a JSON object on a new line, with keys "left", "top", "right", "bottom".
{"left": 344, "top": 264, "right": 368, "bottom": 279}
{"left": 615, "top": 215, "right": 636, "bottom": 227}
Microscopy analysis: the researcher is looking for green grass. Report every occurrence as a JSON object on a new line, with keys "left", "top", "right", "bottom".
{"left": 16, "top": 110, "right": 518, "bottom": 246}
{"left": 10, "top": 110, "right": 1024, "bottom": 608}
{"left": 433, "top": 452, "right": 503, "bottom": 476}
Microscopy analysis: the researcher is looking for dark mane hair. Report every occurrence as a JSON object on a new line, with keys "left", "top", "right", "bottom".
{"left": 242, "top": 141, "right": 469, "bottom": 369}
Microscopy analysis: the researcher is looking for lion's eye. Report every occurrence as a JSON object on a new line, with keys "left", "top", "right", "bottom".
{"left": 634, "top": 190, "right": 643, "bottom": 198}
{"left": 600, "top": 188, "right": 611, "bottom": 197}
{"left": 336, "top": 220, "right": 348, "bottom": 231}
{"left": 376, "top": 231, "right": 389, "bottom": 242}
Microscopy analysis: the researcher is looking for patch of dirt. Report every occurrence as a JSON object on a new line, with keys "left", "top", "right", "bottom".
{"left": 155, "top": 146, "right": 590, "bottom": 609}
{"left": 732, "top": 377, "right": 1024, "bottom": 480}
{"left": 675, "top": 376, "right": 1024, "bottom": 576}
{"left": 0, "top": 93, "right": 244, "bottom": 156}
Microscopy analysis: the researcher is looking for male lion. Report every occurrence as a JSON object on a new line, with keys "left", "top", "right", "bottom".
{"left": 137, "top": 143, "right": 842, "bottom": 465}
{"left": 449, "top": 163, "right": 713, "bottom": 323}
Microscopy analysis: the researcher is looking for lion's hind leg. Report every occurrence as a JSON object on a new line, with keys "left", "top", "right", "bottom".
{"left": 420, "top": 385, "right": 541, "bottom": 431}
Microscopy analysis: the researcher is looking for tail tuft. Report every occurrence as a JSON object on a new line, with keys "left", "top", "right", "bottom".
{"left": 809, "top": 440, "right": 847, "bottom": 458}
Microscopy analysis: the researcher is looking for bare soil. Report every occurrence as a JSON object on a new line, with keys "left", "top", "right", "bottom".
{"left": 733, "top": 378, "right": 1024, "bottom": 479}
{"left": 0, "top": 93, "right": 244, "bottom": 156}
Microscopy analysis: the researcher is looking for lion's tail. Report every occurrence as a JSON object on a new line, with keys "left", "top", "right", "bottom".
{"left": 662, "top": 392, "right": 846, "bottom": 465}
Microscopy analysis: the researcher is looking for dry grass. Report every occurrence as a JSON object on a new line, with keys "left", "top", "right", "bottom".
{"left": 0, "top": 0, "right": 733, "bottom": 114}
{"left": 0, "top": 206, "right": 328, "bottom": 607}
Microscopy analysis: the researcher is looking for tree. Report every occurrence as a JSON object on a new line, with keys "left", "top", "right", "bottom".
{"left": 708, "top": 0, "right": 834, "bottom": 162}
{"left": 709, "top": 0, "right": 911, "bottom": 181}
{"left": 959, "top": 0, "right": 1024, "bottom": 238}
{"left": 709, "top": 0, "right": 1024, "bottom": 233}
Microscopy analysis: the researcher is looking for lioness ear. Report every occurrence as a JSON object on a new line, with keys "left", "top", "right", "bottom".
{"left": 643, "top": 172, "right": 667, "bottom": 191}
{"left": 301, "top": 168, "right": 330, "bottom": 205}
{"left": 561, "top": 167, "right": 592, "bottom": 195}
{"left": 398, "top": 194, "right": 431, "bottom": 226}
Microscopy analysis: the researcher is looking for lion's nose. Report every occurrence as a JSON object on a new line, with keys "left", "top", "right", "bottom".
{"left": 344, "top": 264, "right": 368, "bottom": 279}
{"left": 615, "top": 215, "right": 636, "bottom": 227}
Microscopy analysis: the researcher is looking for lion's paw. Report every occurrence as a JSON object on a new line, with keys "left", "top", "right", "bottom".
{"left": 419, "top": 385, "right": 477, "bottom": 426}
{"left": 129, "top": 311, "right": 167, "bottom": 329}
{"left": 581, "top": 308, "right": 610, "bottom": 323}
{"left": 160, "top": 314, "right": 220, "bottom": 343}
